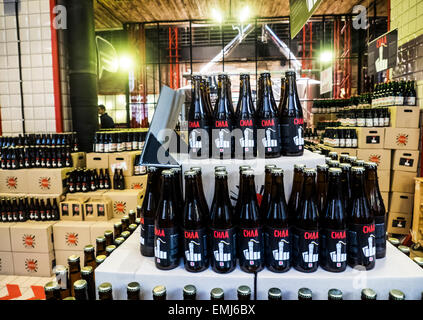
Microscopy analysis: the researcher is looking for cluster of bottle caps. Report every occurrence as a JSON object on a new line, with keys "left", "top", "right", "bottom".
{"left": 337, "top": 108, "right": 390, "bottom": 127}
{"left": 372, "top": 80, "right": 417, "bottom": 107}
{"left": 93, "top": 130, "right": 146, "bottom": 153}
{"left": 322, "top": 128, "right": 358, "bottom": 148}
{"left": 45, "top": 211, "right": 139, "bottom": 300}
{"left": 0, "top": 133, "right": 78, "bottom": 170}
{"left": 0, "top": 196, "right": 60, "bottom": 222}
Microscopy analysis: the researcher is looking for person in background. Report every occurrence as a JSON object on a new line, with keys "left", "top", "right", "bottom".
{"left": 98, "top": 105, "right": 115, "bottom": 129}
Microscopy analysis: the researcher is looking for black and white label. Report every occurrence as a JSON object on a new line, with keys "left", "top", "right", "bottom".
{"left": 347, "top": 223, "right": 376, "bottom": 265}
{"left": 188, "top": 120, "right": 210, "bottom": 158}
{"left": 366, "top": 136, "right": 380, "bottom": 144}
{"left": 265, "top": 226, "right": 291, "bottom": 269}
{"left": 212, "top": 119, "right": 233, "bottom": 157}
{"left": 374, "top": 218, "right": 386, "bottom": 257}
{"left": 399, "top": 157, "right": 414, "bottom": 167}
{"left": 406, "top": 97, "right": 416, "bottom": 106}
{"left": 210, "top": 227, "right": 236, "bottom": 270}
{"left": 259, "top": 118, "right": 280, "bottom": 154}
{"left": 237, "top": 119, "right": 256, "bottom": 156}
{"left": 183, "top": 228, "right": 208, "bottom": 269}
{"left": 238, "top": 227, "right": 264, "bottom": 268}
{"left": 280, "top": 117, "right": 304, "bottom": 153}
{"left": 140, "top": 217, "right": 155, "bottom": 248}
{"left": 154, "top": 227, "right": 179, "bottom": 266}
{"left": 320, "top": 229, "right": 347, "bottom": 270}
{"left": 293, "top": 227, "right": 319, "bottom": 270}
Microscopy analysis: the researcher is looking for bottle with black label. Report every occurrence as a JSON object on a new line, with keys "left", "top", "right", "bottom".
{"left": 287, "top": 164, "right": 305, "bottom": 225}
{"left": 238, "top": 169, "right": 264, "bottom": 273}
{"left": 210, "top": 170, "right": 236, "bottom": 274}
{"left": 316, "top": 164, "right": 329, "bottom": 218}
{"left": 347, "top": 166, "right": 376, "bottom": 270}
{"left": 188, "top": 75, "right": 212, "bottom": 159}
{"left": 264, "top": 168, "right": 291, "bottom": 273}
{"left": 234, "top": 165, "right": 251, "bottom": 226}
{"left": 293, "top": 168, "right": 319, "bottom": 273}
{"left": 320, "top": 168, "right": 347, "bottom": 272}
{"left": 140, "top": 167, "right": 160, "bottom": 257}
{"left": 259, "top": 164, "right": 277, "bottom": 222}
{"left": 280, "top": 70, "right": 304, "bottom": 156}
{"left": 364, "top": 162, "right": 386, "bottom": 259}
{"left": 104, "top": 169, "right": 111, "bottom": 190}
{"left": 212, "top": 74, "right": 234, "bottom": 159}
{"left": 182, "top": 170, "right": 208, "bottom": 272}
{"left": 235, "top": 73, "right": 256, "bottom": 159}
{"left": 190, "top": 167, "right": 209, "bottom": 223}
{"left": 154, "top": 170, "right": 180, "bottom": 270}
{"left": 340, "top": 163, "right": 352, "bottom": 213}
{"left": 257, "top": 72, "right": 281, "bottom": 158}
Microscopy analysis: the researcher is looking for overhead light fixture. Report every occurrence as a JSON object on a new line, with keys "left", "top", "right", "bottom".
{"left": 239, "top": 6, "right": 250, "bottom": 23}
{"left": 212, "top": 8, "right": 223, "bottom": 23}
{"left": 119, "top": 55, "right": 133, "bottom": 71}
{"left": 320, "top": 50, "right": 333, "bottom": 63}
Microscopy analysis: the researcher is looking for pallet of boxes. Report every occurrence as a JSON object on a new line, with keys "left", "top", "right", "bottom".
{"left": 54, "top": 150, "right": 146, "bottom": 265}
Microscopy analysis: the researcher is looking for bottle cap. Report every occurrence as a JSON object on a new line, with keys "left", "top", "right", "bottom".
{"left": 388, "top": 237, "right": 400, "bottom": 246}
{"left": 183, "top": 284, "right": 197, "bottom": 296}
{"left": 294, "top": 164, "right": 306, "bottom": 170}
{"left": 190, "top": 167, "right": 202, "bottom": 173}
{"left": 63, "top": 297, "right": 76, "bottom": 300}
{"left": 340, "top": 163, "right": 351, "bottom": 170}
{"left": 265, "top": 164, "right": 277, "bottom": 171}
{"left": 210, "top": 288, "right": 224, "bottom": 299}
{"left": 239, "top": 165, "right": 251, "bottom": 172}
{"left": 121, "top": 231, "right": 130, "bottom": 239}
{"left": 364, "top": 161, "right": 378, "bottom": 168}
{"left": 361, "top": 288, "right": 377, "bottom": 300}
{"left": 242, "top": 169, "right": 254, "bottom": 176}
{"left": 129, "top": 224, "right": 137, "bottom": 232}
{"left": 44, "top": 281, "right": 59, "bottom": 292}
{"left": 81, "top": 266, "right": 93, "bottom": 275}
{"left": 184, "top": 170, "right": 197, "bottom": 177}
{"left": 104, "top": 230, "right": 113, "bottom": 237}
{"left": 114, "top": 237, "right": 125, "bottom": 245}
{"left": 298, "top": 288, "right": 312, "bottom": 299}
{"left": 171, "top": 167, "right": 181, "bottom": 174}
{"left": 67, "top": 255, "right": 80, "bottom": 263}
{"left": 270, "top": 168, "right": 283, "bottom": 175}
{"left": 304, "top": 168, "right": 316, "bottom": 176}
{"left": 398, "top": 245, "right": 410, "bottom": 254}
{"left": 351, "top": 166, "right": 365, "bottom": 173}
{"left": 152, "top": 285, "right": 166, "bottom": 296}
{"left": 73, "top": 279, "right": 87, "bottom": 290}
{"left": 389, "top": 289, "right": 405, "bottom": 300}
{"left": 114, "top": 222, "right": 122, "bottom": 228}
{"left": 215, "top": 170, "right": 228, "bottom": 177}
{"left": 329, "top": 151, "right": 338, "bottom": 157}
{"left": 96, "top": 236, "right": 106, "bottom": 243}
{"left": 162, "top": 170, "right": 174, "bottom": 177}
{"left": 268, "top": 287, "right": 282, "bottom": 299}
{"left": 127, "top": 282, "right": 140, "bottom": 292}
{"left": 214, "top": 166, "right": 227, "bottom": 172}
{"left": 84, "top": 244, "right": 95, "bottom": 252}
{"left": 328, "top": 288, "right": 343, "bottom": 300}
{"left": 147, "top": 166, "right": 157, "bottom": 173}
{"left": 106, "top": 245, "right": 116, "bottom": 253}
{"left": 237, "top": 285, "right": 251, "bottom": 296}
{"left": 96, "top": 255, "right": 107, "bottom": 264}
{"left": 121, "top": 215, "right": 129, "bottom": 222}
{"left": 329, "top": 167, "right": 342, "bottom": 175}
{"left": 98, "top": 282, "right": 112, "bottom": 293}
{"left": 413, "top": 257, "right": 423, "bottom": 267}
{"left": 317, "top": 164, "right": 329, "bottom": 171}
{"left": 328, "top": 160, "right": 340, "bottom": 167}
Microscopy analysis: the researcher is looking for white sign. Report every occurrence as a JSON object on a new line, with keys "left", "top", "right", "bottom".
{"left": 320, "top": 67, "right": 333, "bottom": 95}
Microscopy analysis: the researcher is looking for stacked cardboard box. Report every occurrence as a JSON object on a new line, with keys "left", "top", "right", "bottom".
{"left": 0, "top": 223, "right": 15, "bottom": 275}
{"left": 412, "top": 178, "right": 423, "bottom": 246}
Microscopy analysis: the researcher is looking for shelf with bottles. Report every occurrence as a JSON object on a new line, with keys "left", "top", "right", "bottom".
{"left": 321, "top": 128, "right": 358, "bottom": 149}
{"left": 93, "top": 129, "right": 146, "bottom": 153}
{"left": 67, "top": 168, "right": 112, "bottom": 193}
{"left": 371, "top": 80, "right": 417, "bottom": 108}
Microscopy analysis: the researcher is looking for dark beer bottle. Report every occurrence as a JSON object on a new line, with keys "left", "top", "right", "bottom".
{"left": 105, "top": 245, "right": 116, "bottom": 256}
{"left": 364, "top": 162, "right": 386, "bottom": 259}
{"left": 96, "top": 236, "right": 106, "bottom": 256}
{"left": 83, "top": 245, "right": 96, "bottom": 269}
{"left": 95, "top": 255, "right": 106, "bottom": 268}
{"left": 44, "top": 281, "right": 61, "bottom": 300}
{"left": 237, "top": 285, "right": 251, "bottom": 300}
{"left": 259, "top": 164, "right": 277, "bottom": 221}
{"left": 235, "top": 73, "right": 257, "bottom": 159}
{"left": 234, "top": 165, "right": 251, "bottom": 225}
{"left": 154, "top": 170, "right": 180, "bottom": 270}
{"left": 188, "top": 75, "right": 211, "bottom": 159}
{"left": 121, "top": 215, "right": 130, "bottom": 232}
{"left": 280, "top": 70, "right": 304, "bottom": 156}
{"left": 114, "top": 221, "right": 123, "bottom": 239}
{"left": 73, "top": 279, "right": 88, "bottom": 300}
{"left": 268, "top": 287, "right": 282, "bottom": 301}
{"left": 293, "top": 168, "right": 319, "bottom": 273}
{"left": 210, "top": 288, "right": 224, "bottom": 300}
{"left": 210, "top": 170, "right": 236, "bottom": 274}
{"left": 104, "top": 169, "right": 111, "bottom": 189}
{"left": 320, "top": 168, "right": 347, "bottom": 273}
{"left": 298, "top": 288, "right": 312, "bottom": 300}
{"left": 68, "top": 255, "right": 82, "bottom": 297}
{"left": 81, "top": 266, "right": 96, "bottom": 300}
{"left": 347, "top": 167, "right": 376, "bottom": 270}
{"left": 238, "top": 169, "right": 264, "bottom": 273}
{"left": 316, "top": 164, "right": 329, "bottom": 216}
{"left": 127, "top": 282, "right": 141, "bottom": 300}
{"left": 361, "top": 288, "right": 377, "bottom": 300}
{"left": 171, "top": 167, "right": 185, "bottom": 225}
{"left": 264, "top": 168, "right": 291, "bottom": 273}
{"left": 183, "top": 284, "right": 197, "bottom": 300}
{"left": 140, "top": 166, "right": 159, "bottom": 257}
{"left": 182, "top": 170, "right": 208, "bottom": 272}
{"left": 113, "top": 169, "right": 119, "bottom": 190}
{"left": 104, "top": 230, "right": 114, "bottom": 247}
{"left": 152, "top": 285, "right": 167, "bottom": 300}
{"left": 212, "top": 74, "right": 234, "bottom": 159}
{"left": 98, "top": 282, "right": 113, "bottom": 300}
{"left": 340, "top": 163, "right": 352, "bottom": 212}
{"left": 257, "top": 72, "right": 281, "bottom": 158}
{"left": 190, "top": 167, "right": 209, "bottom": 220}
{"left": 287, "top": 164, "right": 305, "bottom": 225}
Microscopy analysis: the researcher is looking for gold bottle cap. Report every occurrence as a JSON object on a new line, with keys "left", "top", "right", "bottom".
{"left": 98, "top": 282, "right": 112, "bottom": 293}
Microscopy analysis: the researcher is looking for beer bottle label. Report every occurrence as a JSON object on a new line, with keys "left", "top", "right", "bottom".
{"left": 374, "top": 216, "right": 386, "bottom": 257}
{"left": 264, "top": 226, "right": 291, "bottom": 269}
{"left": 110, "top": 143, "right": 117, "bottom": 153}
{"left": 280, "top": 117, "right": 304, "bottom": 152}
{"left": 293, "top": 227, "right": 319, "bottom": 270}
{"left": 183, "top": 228, "right": 208, "bottom": 269}
{"left": 238, "top": 227, "right": 264, "bottom": 268}
{"left": 140, "top": 216, "right": 155, "bottom": 249}
{"left": 210, "top": 227, "right": 236, "bottom": 270}
{"left": 18, "top": 210, "right": 24, "bottom": 221}
{"left": 188, "top": 120, "right": 210, "bottom": 158}
{"left": 212, "top": 119, "right": 233, "bottom": 157}
{"left": 259, "top": 117, "right": 280, "bottom": 153}
{"left": 154, "top": 227, "right": 179, "bottom": 267}
{"left": 407, "top": 97, "right": 416, "bottom": 105}
{"left": 237, "top": 119, "right": 256, "bottom": 157}
{"left": 347, "top": 223, "right": 376, "bottom": 266}
{"left": 320, "top": 228, "right": 347, "bottom": 270}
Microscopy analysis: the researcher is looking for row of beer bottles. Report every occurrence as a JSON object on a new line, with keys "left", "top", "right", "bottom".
{"left": 0, "top": 197, "right": 60, "bottom": 223}
{"left": 68, "top": 168, "right": 112, "bottom": 193}
{"left": 188, "top": 70, "right": 304, "bottom": 160}
{"left": 0, "top": 132, "right": 79, "bottom": 151}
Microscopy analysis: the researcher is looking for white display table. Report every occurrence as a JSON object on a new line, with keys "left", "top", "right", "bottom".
{"left": 173, "top": 150, "right": 325, "bottom": 206}
{"left": 95, "top": 227, "right": 423, "bottom": 300}
{"left": 256, "top": 243, "right": 423, "bottom": 300}
{"left": 95, "top": 227, "right": 255, "bottom": 300}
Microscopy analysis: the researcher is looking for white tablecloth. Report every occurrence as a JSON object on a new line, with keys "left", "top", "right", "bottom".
{"left": 95, "top": 227, "right": 423, "bottom": 300}
{"left": 174, "top": 150, "right": 325, "bottom": 206}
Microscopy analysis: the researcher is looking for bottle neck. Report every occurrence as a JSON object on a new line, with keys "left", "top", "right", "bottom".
{"left": 351, "top": 173, "right": 367, "bottom": 200}
{"left": 214, "top": 176, "right": 231, "bottom": 204}
{"left": 184, "top": 176, "right": 198, "bottom": 202}
{"left": 242, "top": 176, "right": 257, "bottom": 204}
{"left": 327, "top": 175, "right": 343, "bottom": 201}
{"left": 270, "top": 174, "right": 286, "bottom": 202}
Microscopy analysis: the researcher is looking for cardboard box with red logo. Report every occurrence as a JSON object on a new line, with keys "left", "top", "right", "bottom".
{"left": 388, "top": 106, "right": 420, "bottom": 128}
{"left": 0, "top": 170, "right": 28, "bottom": 193}
{"left": 384, "top": 128, "right": 420, "bottom": 150}
{"left": 389, "top": 192, "right": 414, "bottom": 214}
{"left": 0, "top": 251, "right": 14, "bottom": 275}
{"left": 387, "top": 212, "right": 412, "bottom": 235}
{"left": 10, "top": 222, "right": 55, "bottom": 253}
{"left": 26, "top": 168, "right": 72, "bottom": 195}
{"left": 71, "top": 152, "right": 86, "bottom": 169}
{"left": 12, "top": 251, "right": 55, "bottom": 277}
{"left": 53, "top": 221, "right": 95, "bottom": 251}
{"left": 103, "top": 190, "right": 143, "bottom": 218}
{"left": 356, "top": 127, "right": 385, "bottom": 149}
{"left": 0, "top": 222, "right": 15, "bottom": 252}
{"left": 392, "top": 150, "right": 420, "bottom": 173}
{"left": 84, "top": 193, "right": 113, "bottom": 222}
{"left": 356, "top": 149, "right": 391, "bottom": 170}
{"left": 87, "top": 153, "right": 109, "bottom": 170}
{"left": 89, "top": 219, "right": 120, "bottom": 244}
{"left": 390, "top": 171, "right": 417, "bottom": 193}
{"left": 109, "top": 151, "right": 141, "bottom": 177}
{"left": 60, "top": 193, "right": 91, "bottom": 221}
{"left": 124, "top": 175, "right": 147, "bottom": 191}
